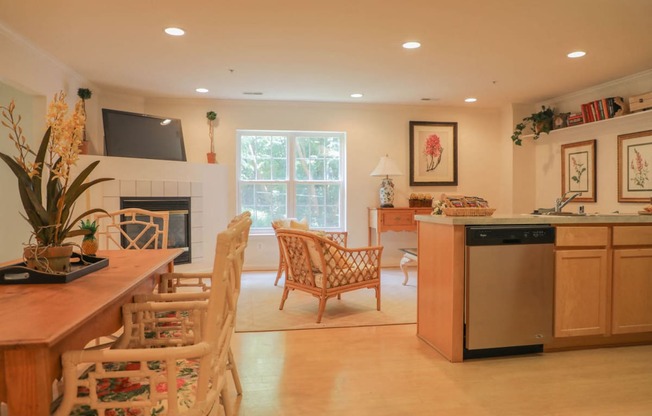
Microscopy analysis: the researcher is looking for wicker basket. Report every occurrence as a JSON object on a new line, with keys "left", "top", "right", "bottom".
{"left": 443, "top": 207, "right": 496, "bottom": 217}
{"left": 409, "top": 199, "right": 432, "bottom": 207}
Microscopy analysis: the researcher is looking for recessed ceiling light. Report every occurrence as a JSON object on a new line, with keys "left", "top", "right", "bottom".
{"left": 164, "top": 27, "right": 185, "bottom": 36}
{"left": 402, "top": 41, "right": 421, "bottom": 49}
{"left": 567, "top": 51, "right": 586, "bottom": 58}
{"left": 465, "top": 97, "right": 477, "bottom": 103}
{"left": 195, "top": 88, "right": 209, "bottom": 93}
{"left": 350, "top": 93, "right": 363, "bottom": 98}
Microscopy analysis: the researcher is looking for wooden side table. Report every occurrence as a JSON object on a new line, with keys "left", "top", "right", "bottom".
{"left": 368, "top": 207, "right": 432, "bottom": 245}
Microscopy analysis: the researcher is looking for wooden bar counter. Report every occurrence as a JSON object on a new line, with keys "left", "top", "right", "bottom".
{"left": 416, "top": 214, "right": 652, "bottom": 363}
{"left": 0, "top": 248, "right": 181, "bottom": 416}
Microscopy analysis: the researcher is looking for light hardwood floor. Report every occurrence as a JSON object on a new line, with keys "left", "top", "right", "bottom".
{"left": 228, "top": 324, "right": 652, "bottom": 416}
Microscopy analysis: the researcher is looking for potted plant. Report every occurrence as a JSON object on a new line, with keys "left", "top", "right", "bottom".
{"left": 0, "top": 91, "right": 113, "bottom": 273}
{"left": 79, "top": 219, "right": 99, "bottom": 256}
{"left": 511, "top": 105, "right": 555, "bottom": 145}
{"left": 77, "top": 88, "right": 92, "bottom": 154}
{"left": 206, "top": 110, "right": 217, "bottom": 163}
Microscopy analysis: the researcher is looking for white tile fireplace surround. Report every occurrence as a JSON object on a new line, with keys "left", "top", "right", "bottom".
{"left": 73, "top": 155, "right": 228, "bottom": 270}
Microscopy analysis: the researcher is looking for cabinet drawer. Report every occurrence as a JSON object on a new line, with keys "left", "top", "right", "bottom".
{"left": 613, "top": 226, "right": 652, "bottom": 246}
{"left": 381, "top": 211, "right": 414, "bottom": 226}
{"left": 556, "top": 226, "right": 609, "bottom": 247}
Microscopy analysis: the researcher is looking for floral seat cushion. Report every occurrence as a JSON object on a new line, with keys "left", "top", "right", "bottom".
{"left": 57, "top": 359, "right": 202, "bottom": 416}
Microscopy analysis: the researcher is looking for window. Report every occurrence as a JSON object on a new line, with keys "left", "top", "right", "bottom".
{"left": 237, "top": 130, "right": 346, "bottom": 233}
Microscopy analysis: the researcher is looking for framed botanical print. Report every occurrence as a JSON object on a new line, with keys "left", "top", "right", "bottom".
{"left": 561, "top": 139, "right": 596, "bottom": 202}
{"left": 618, "top": 130, "right": 652, "bottom": 202}
{"left": 409, "top": 121, "right": 458, "bottom": 186}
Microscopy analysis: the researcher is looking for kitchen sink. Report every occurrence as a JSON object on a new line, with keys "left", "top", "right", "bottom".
{"left": 530, "top": 210, "right": 586, "bottom": 217}
{"left": 542, "top": 212, "right": 587, "bottom": 216}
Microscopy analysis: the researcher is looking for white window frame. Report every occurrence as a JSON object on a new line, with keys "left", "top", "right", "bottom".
{"left": 236, "top": 129, "right": 347, "bottom": 234}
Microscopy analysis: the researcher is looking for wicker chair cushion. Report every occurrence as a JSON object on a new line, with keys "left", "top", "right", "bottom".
{"left": 60, "top": 359, "right": 201, "bottom": 416}
{"left": 314, "top": 263, "right": 378, "bottom": 288}
{"left": 289, "top": 219, "right": 309, "bottom": 230}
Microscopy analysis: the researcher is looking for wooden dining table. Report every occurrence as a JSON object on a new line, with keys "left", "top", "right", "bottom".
{"left": 0, "top": 248, "right": 181, "bottom": 416}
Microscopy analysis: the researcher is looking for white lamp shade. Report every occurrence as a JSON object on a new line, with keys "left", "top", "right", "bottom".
{"left": 370, "top": 155, "right": 403, "bottom": 177}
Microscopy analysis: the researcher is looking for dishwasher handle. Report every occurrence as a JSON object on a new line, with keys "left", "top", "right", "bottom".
{"left": 466, "top": 225, "right": 555, "bottom": 246}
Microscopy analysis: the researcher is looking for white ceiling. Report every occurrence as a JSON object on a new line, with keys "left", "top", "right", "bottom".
{"left": 1, "top": 0, "right": 651, "bottom": 107}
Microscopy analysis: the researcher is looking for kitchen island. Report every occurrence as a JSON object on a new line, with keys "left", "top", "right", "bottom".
{"left": 416, "top": 213, "right": 652, "bottom": 362}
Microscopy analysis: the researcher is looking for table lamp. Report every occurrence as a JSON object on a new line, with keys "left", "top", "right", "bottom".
{"left": 370, "top": 154, "right": 402, "bottom": 207}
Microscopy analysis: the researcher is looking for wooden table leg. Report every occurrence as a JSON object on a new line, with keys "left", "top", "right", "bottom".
{"left": 4, "top": 347, "right": 53, "bottom": 416}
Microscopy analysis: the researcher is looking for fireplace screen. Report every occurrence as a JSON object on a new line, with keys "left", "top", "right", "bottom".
{"left": 120, "top": 197, "right": 191, "bottom": 264}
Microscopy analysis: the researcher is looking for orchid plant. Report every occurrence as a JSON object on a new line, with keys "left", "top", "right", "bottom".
{"left": 0, "top": 91, "right": 112, "bottom": 248}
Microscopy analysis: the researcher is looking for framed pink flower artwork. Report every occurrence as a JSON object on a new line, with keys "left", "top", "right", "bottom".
{"left": 561, "top": 139, "right": 596, "bottom": 202}
{"left": 409, "top": 121, "right": 458, "bottom": 186}
{"left": 618, "top": 130, "right": 652, "bottom": 202}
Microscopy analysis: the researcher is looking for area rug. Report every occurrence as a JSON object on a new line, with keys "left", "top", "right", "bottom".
{"left": 236, "top": 268, "right": 416, "bottom": 332}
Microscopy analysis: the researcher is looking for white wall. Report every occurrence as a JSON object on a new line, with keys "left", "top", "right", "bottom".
{"left": 144, "top": 98, "right": 506, "bottom": 268}
{"left": 527, "top": 70, "right": 652, "bottom": 214}
{"left": 0, "top": 23, "right": 97, "bottom": 261}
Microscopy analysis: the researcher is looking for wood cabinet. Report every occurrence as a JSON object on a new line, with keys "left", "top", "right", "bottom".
{"left": 368, "top": 207, "right": 432, "bottom": 245}
{"left": 555, "top": 249, "right": 609, "bottom": 337}
{"left": 612, "top": 225, "right": 652, "bottom": 334}
{"left": 554, "top": 225, "right": 652, "bottom": 339}
{"left": 554, "top": 226, "right": 610, "bottom": 337}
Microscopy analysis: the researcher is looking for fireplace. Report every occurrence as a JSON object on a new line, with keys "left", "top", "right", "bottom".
{"left": 120, "top": 197, "right": 191, "bottom": 264}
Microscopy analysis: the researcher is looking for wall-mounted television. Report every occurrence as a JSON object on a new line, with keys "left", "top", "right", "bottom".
{"left": 102, "top": 109, "right": 187, "bottom": 162}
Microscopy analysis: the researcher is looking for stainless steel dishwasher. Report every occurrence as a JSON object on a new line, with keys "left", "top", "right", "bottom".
{"left": 464, "top": 225, "right": 555, "bottom": 358}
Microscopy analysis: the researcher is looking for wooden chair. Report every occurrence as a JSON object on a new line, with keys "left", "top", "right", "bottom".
{"left": 271, "top": 218, "right": 348, "bottom": 286}
{"left": 51, "top": 216, "right": 250, "bottom": 416}
{"left": 94, "top": 208, "right": 169, "bottom": 250}
{"left": 276, "top": 228, "right": 383, "bottom": 323}
{"left": 137, "top": 212, "right": 251, "bottom": 402}
{"left": 88, "top": 208, "right": 170, "bottom": 349}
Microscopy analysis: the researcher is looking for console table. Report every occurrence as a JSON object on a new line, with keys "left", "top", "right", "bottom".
{"left": 368, "top": 207, "right": 433, "bottom": 245}
{"left": 0, "top": 248, "right": 181, "bottom": 416}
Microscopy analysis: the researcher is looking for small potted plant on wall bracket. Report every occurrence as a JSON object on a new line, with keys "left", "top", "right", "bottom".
{"left": 511, "top": 105, "right": 555, "bottom": 145}
{"left": 77, "top": 88, "right": 92, "bottom": 154}
{"left": 206, "top": 110, "right": 217, "bottom": 163}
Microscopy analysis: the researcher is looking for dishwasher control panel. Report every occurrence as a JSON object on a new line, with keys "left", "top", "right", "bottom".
{"left": 466, "top": 225, "right": 555, "bottom": 246}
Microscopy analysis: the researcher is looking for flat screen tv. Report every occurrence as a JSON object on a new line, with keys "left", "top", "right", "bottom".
{"left": 102, "top": 109, "right": 187, "bottom": 161}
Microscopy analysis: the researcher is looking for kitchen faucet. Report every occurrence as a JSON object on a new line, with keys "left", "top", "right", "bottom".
{"left": 555, "top": 191, "right": 582, "bottom": 212}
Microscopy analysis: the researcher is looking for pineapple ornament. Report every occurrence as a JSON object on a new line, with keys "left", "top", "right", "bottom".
{"left": 79, "top": 219, "right": 99, "bottom": 256}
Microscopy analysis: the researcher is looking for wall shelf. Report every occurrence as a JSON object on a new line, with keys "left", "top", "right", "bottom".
{"left": 520, "top": 110, "right": 652, "bottom": 140}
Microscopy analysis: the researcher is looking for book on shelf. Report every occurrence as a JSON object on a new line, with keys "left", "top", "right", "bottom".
{"left": 567, "top": 113, "right": 584, "bottom": 126}
{"left": 580, "top": 96, "right": 627, "bottom": 123}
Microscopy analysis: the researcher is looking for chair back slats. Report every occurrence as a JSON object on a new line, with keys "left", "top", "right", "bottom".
{"left": 95, "top": 208, "right": 169, "bottom": 250}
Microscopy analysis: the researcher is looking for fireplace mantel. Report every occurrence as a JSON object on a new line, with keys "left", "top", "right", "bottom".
{"left": 72, "top": 155, "right": 228, "bottom": 268}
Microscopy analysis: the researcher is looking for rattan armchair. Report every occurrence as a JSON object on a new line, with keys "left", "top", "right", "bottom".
{"left": 275, "top": 228, "right": 382, "bottom": 323}
{"left": 271, "top": 218, "right": 348, "bottom": 286}
{"left": 52, "top": 217, "right": 250, "bottom": 416}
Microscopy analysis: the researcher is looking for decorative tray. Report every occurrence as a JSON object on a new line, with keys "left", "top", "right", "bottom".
{"left": 443, "top": 207, "right": 496, "bottom": 217}
{"left": 0, "top": 253, "right": 109, "bottom": 285}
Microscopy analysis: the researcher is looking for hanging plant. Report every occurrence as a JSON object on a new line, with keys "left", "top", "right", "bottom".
{"left": 511, "top": 106, "right": 555, "bottom": 145}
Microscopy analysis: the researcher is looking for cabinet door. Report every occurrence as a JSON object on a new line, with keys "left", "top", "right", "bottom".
{"left": 612, "top": 248, "right": 652, "bottom": 334}
{"left": 555, "top": 249, "right": 608, "bottom": 337}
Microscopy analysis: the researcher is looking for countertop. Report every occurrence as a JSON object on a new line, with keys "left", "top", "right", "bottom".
{"left": 415, "top": 213, "right": 652, "bottom": 225}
